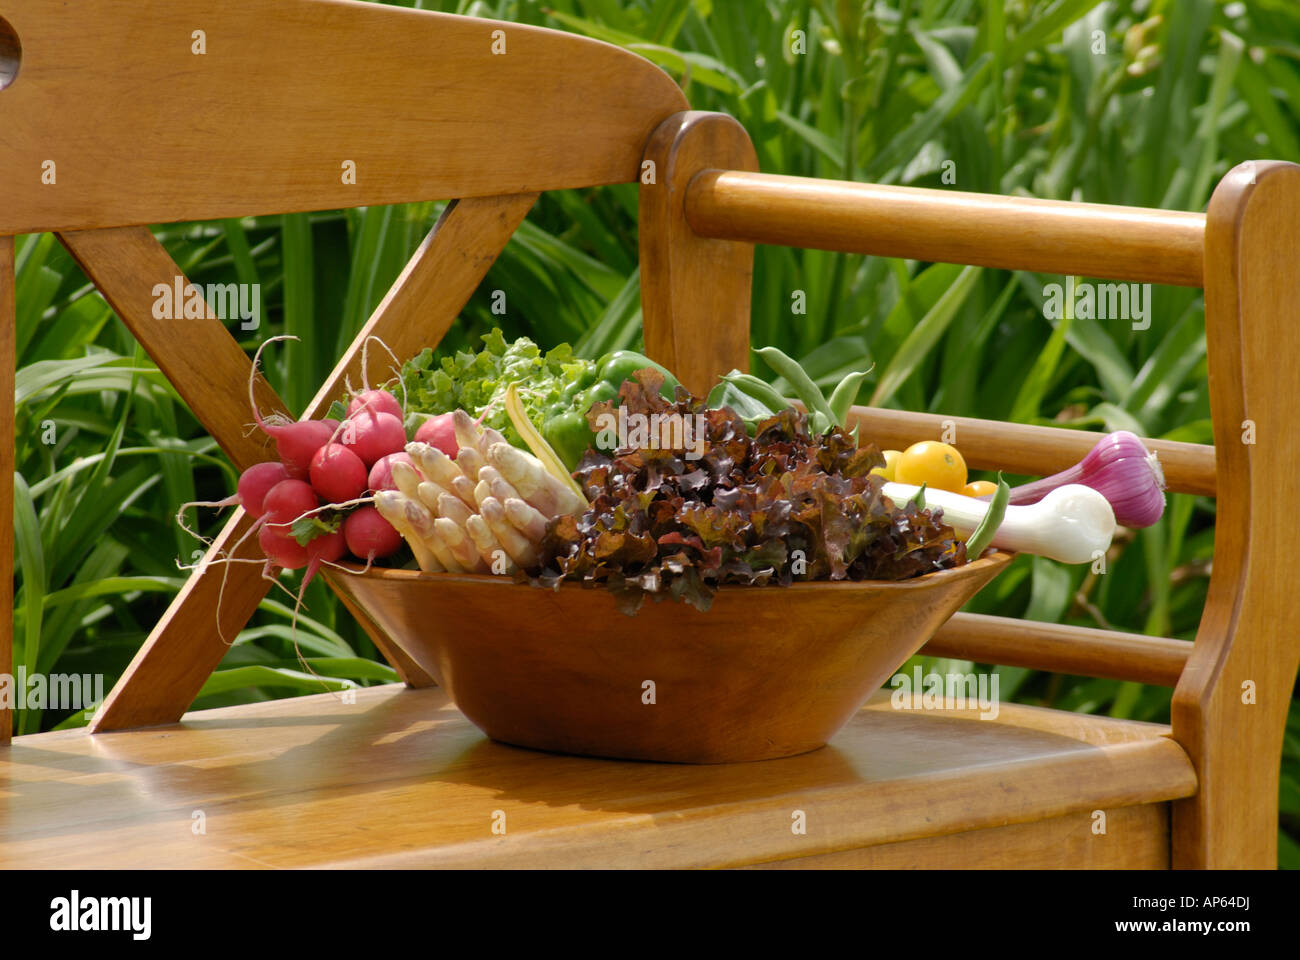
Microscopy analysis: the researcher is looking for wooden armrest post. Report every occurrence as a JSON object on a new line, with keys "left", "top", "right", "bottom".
{"left": 1171, "top": 161, "right": 1300, "bottom": 868}
{"left": 639, "top": 111, "right": 758, "bottom": 396}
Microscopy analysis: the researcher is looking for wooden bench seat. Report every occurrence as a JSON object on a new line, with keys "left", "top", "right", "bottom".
{"left": 0, "top": 685, "right": 1196, "bottom": 869}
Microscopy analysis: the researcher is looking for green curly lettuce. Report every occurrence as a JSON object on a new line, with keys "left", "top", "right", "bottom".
{"left": 399, "top": 329, "right": 593, "bottom": 449}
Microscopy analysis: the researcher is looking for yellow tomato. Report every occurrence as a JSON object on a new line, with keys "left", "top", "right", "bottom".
{"left": 962, "top": 480, "right": 998, "bottom": 498}
{"left": 895, "top": 441, "right": 967, "bottom": 493}
{"left": 869, "top": 449, "right": 902, "bottom": 482}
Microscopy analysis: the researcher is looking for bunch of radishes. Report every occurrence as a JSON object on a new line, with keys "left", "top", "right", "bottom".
{"left": 189, "top": 337, "right": 467, "bottom": 593}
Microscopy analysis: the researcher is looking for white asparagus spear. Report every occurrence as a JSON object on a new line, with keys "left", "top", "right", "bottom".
{"left": 466, "top": 514, "right": 515, "bottom": 572}
{"left": 487, "top": 442, "right": 586, "bottom": 517}
{"left": 436, "top": 491, "right": 473, "bottom": 527}
{"left": 391, "top": 459, "right": 424, "bottom": 501}
{"left": 410, "top": 443, "right": 466, "bottom": 491}
{"left": 881, "top": 481, "right": 1115, "bottom": 565}
{"left": 415, "top": 480, "right": 446, "bottom": 518}
{"left": 473, "top": 465, "right": 506, "bottom": 507}
{"left": 434, "top": 517, "right": 486, "bottom": 572}
{"left": 404, "top": 498, "right": 464, "bottom": 573}
{"left": 374, "top": 491, "right": 441, "bottom": 572}
{"left": 504, "top": 497, "right": 549, "bottom": 543}
{"left": 451, "top": 409, "right": 482, "bottom": 453}
{"left": 449, "top": 408, "right": 509, "bottom": 459}
{"left": 489, "top": 474, "right": 523, "bottom": 506}
{"left": 480, "top": 497, "right": 539, "bottom": 567}
{"left": 477, "top": 425, "right": 508, "bottom": 458}
{"left": 449, "top": 474, "right": 479, "bottom": 508}
{"left": 455, "top": 445, "right": 486, "bottom": 481}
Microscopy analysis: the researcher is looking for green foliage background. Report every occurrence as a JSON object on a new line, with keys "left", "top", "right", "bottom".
{"left": 11, "top": 0, "right": 1300, "bottom": 863}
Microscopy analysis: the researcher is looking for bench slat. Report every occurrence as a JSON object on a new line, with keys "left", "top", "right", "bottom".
{"left": 686, "top": 170, "right": 1206, "bottom": 287}
{"left": 925, "top": 613, "right": 1193, "bottom": 687}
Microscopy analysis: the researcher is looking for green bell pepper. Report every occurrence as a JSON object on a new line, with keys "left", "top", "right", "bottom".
{"left": 595, "top": 350, "right": 680, "bottom": 397}
{"left": 540, "top": 351, "right": 682, "bottom": 470}
{"left": 542, "top": 410, "right": 592, "bottom": 471}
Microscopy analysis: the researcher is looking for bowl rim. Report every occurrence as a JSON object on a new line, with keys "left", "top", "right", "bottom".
{"left": 327, "top": 550, "right": 1015, "bottom": 593}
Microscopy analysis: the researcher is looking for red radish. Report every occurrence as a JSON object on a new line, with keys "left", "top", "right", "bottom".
{"left": 340, "top": 410, "right": 406, "bottom": 467}
{"left": 415, "top": 412, "right": 458, "bottom": 457}
{"left": 277, "top": 418, "right": 339, "bottom": 480}
{"left": 343, "top": 506, "right": 403, "bottom": 561}
{"left": 236, "top": 461, "right": 291, "bottom": 519}
{"left": 368, "top": 452, "right": 412, "bottom": 492}
{"left": 258, "top": 524, "right": 308, "bottom": 570}
{"left": 302, "top": 528, "right": 347, "bottom": 589}
{"left": 262, "top": 479, "right": 320, "bottom": 536}
{"left": 347, "top": 389, "right": 403, "bottom": 421}
{"left": 247, "top": 336, "right": 339, "bottom": 478}
{"left": 309, "top": 443, "right": 368, "bottom": 503}
{"left": 276, "top": 528, "right": 349, "bottom": 683}
{"left": 176, "top": 460, "right": 292, "bottom": 539}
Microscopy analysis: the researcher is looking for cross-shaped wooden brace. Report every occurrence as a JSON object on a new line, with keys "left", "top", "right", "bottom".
{"left": 57, "top": 195, "right": 538, "bottom": 730}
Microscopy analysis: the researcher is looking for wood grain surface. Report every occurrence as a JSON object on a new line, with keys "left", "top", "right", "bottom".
{"left": 740, "top": 803, "right": 1170, "bottom": 869}
{"left": 0, "top": 0, "right": 686, "bottom": 235}
{"left": 0, "top": 684, "right": 1195, "bottom": 868}
{"left": 686, "top": 170, "right": 1206, "bottom": 287}
{"left": 640, "top": 111, "right": 758, "bottom": 395}
{"left": 926, "top": 613, "right": 1192, "bottom": 687}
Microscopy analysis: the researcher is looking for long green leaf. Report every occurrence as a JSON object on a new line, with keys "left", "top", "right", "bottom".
{"left": 870, "top": 265, "right": 981, "bottom": 406}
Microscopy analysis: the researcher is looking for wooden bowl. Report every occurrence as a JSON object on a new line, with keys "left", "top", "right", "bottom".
{"left": 326, "top": 552, "right": 1012, "bottom": 763}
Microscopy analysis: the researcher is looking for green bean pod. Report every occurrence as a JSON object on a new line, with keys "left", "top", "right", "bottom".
{"left": 753, "top": 346, "right": 835, "bottom": 424}
{"left": 827, "top": 369, "right": 871, "bottom": 427}
{"left": 721, "top": 371, "right": 794, "bottom": 413}
{"left": 964, "top": 474, "right": 1010, "bottom": 557}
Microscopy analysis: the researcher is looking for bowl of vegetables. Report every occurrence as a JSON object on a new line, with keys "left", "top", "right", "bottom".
{"left": 202, "top": 329, "right": 1154, "bottom": 763}
{"left": 324, "top": 349, "right": 1019, "bottom": 762}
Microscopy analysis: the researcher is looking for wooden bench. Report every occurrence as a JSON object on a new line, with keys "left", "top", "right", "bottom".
{"left": 2, "top": 0, "right": 1296, "bottom": 869}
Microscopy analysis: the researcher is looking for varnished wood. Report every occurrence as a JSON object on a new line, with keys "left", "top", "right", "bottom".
{"left": 90, "top": 194, "right": 536, "bottom": 732}
{"left": 333, "top": 585, "right": 436, "bottom": 690}
{"left": 58, "top": 227, "right": 283, "bottom": 470}
{"left": 0, "top": 684, "right": 1195, "bottom": 868}
{"left": 843, "top": 405, "right": 1216, "bottom": 497}
{"left": 687, "top": 170, "right": 1206, "bottom": 287}
{"left": 0, "top": 237, "right": 13, "bottom": 745}
{"left": 0, "top": 0, "right": 686, "bottom": 235}
{"left": 741, "top": 803, "right": 1170, "bottom": 869}
{"left": 925, "top": 613, "right": 1192, "bottom": 687}
{"left": 1171, "top": 161, "right": 1300, "bottom": 868}
{"left": 640, "top": 112, "right": 758, "bottom": 395}
{"left": 326, "top": 554, "right": 1012, "bottom": 762}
